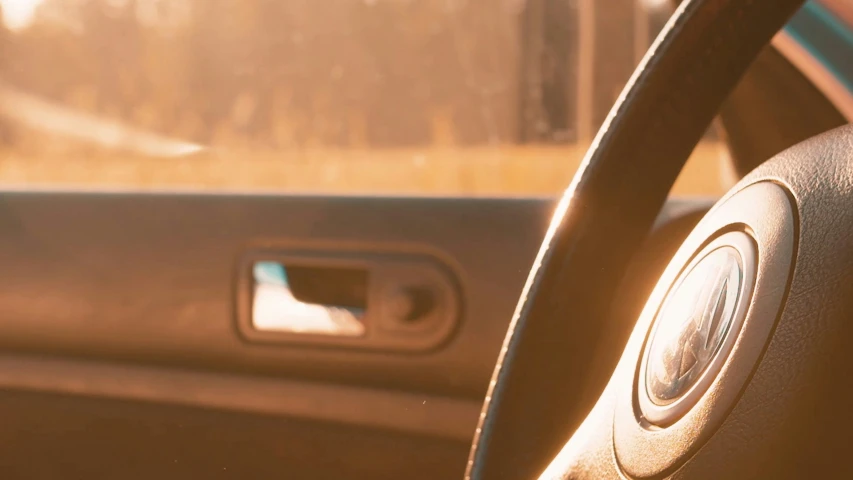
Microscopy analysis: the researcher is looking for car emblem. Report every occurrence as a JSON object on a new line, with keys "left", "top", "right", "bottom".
{"left": 637, "top": 236, "right": 755, "bottom": 426}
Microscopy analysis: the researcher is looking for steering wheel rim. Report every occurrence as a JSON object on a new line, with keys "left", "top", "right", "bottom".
{"left": 466, "top": 1, "right": 808, "bottom": 478}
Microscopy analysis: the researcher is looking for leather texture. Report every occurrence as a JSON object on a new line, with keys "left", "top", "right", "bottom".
{"left": 465, "top": 1, "right": 807, "bottom": 478}
{"left": 542, "top": 124, "right": 853, "bottom": 480}
{"left": 667, "top": 125, "right": 853, "bottom": 479}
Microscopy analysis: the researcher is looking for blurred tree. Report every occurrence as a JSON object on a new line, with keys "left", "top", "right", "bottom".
{"left": 0, "top": 3, "right": 11, "bottom": 146}
{"left": 0, "top": 3, "right": 6, "bottom": 72}
{"left": 1, "top": 0, "right": 527, "bottom": 151}
{"left": 82, "top": 0, "right": 142, "bottom": 120}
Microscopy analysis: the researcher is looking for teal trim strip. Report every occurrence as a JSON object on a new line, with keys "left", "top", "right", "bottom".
{"left": 783, "top": 1, "right": 853, "bottom": 93}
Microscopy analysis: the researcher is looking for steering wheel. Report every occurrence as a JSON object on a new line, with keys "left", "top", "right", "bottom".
{"left": 465, "top": 0, "right": 853, "bottom": 478}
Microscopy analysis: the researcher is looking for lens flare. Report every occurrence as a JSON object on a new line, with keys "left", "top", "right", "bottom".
{"left": 0, "top": 0, "right": 44, "bottom": 32}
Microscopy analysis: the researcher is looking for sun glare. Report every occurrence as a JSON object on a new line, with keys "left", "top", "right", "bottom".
{"left": 0, "top": 0, "right": 44, "bottom": 32}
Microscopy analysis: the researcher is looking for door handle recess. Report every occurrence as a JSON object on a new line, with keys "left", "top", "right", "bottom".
{"left": 235, "top": 246, "right": 462, "bottom": 352}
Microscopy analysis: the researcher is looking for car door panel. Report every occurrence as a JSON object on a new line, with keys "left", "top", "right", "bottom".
{"left": 0, "top": 192, "right": 711, "bottom": 479}
{"left": 0, "top": 390, "right": 471, "bottom": 480}
{"left": 0, "top": 193, "right": 711, "bottom": 396}
{"left": 0, "top": 193, "right": 554, "bottom": 397}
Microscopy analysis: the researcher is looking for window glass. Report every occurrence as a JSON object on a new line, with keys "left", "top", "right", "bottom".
{"left": 0, "top": 0, "right": 726, "bottom": 196}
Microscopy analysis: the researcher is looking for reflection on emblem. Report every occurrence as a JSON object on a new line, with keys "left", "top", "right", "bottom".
{"left": 645, "top": 247, "right": 743, "bottom": 405}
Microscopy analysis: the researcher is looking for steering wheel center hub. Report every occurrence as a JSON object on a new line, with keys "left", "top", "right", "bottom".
{"left": 639, "top": 234, "right": 755, "bottom": 425}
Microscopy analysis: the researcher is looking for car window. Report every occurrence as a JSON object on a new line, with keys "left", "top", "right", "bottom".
{"left": 0, "top": 0, "right": 739, "bottom": 197}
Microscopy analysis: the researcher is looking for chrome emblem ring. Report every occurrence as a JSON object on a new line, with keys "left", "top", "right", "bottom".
{"left": 638, "top": 231, "right": 757, "bottom": 426}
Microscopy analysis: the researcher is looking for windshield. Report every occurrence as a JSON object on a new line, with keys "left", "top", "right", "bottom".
{"left": 0, "top": 0, "right": 724, "bottom": 196}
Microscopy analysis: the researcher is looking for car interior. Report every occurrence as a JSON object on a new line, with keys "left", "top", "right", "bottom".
{"left": 0, "top": 0, "right": 851, "bottom": 479}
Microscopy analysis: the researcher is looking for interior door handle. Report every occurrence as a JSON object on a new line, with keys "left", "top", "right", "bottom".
{"left": 235, "top": 243, "right": 462, "bottom": 352}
